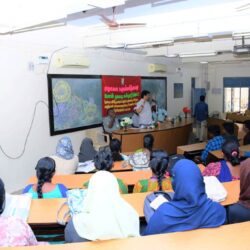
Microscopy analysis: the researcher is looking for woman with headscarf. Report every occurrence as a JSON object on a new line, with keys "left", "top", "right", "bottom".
{"left": 228, "top": 158, "right": 250, "bottom": 223}
{"left": 51, "top": 136, "right": 78, "bottom": 175}
{"left": 143, "top": 159, "right": 226, "bottom": 235}
{"left": 0, "top": 178, "right": 48, "bottom": 246}
{"left": 65, "top": 171, "right": 140, "bottom": 242}
{"left": 78, "top": 138, "right": 97, "bottom": 163}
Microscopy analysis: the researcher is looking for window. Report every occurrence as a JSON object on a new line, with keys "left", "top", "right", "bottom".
{"left": 223, "top": 78, "right": 250, "bottom": 113}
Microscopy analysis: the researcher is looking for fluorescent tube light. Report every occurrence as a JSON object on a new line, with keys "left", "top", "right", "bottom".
{"left": 11, "top": 21, "right": 66, "bottom": 34}
{"left": 126, "top": 40, "right": 174, "bottom": 49}
{"left": 165, "top": 54, "right": 178, "bottom": 58}
{"left": 179, "top": 52, "right": 217, "bottom": 58}
{"left": 86, "top": 0, "right": 125, "bottom": 9}
{"left": 233, "top": 31, "right": 250, "bottom": 38}
{"left": 106, "top": 43, "right": 126, "bottom": 49}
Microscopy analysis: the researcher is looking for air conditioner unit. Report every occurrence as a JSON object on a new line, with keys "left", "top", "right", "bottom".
{"left": 233, "top": 45, "right": 250, "bottom": 55}
{"left": 148, "top": 64, "right": 167, "bottom": 73}
{"left": 54, "top": 54, "right": 90, "bottom": 68}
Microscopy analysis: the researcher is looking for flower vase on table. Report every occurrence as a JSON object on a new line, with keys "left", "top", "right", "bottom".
{"left": 182, "top": 107, "right": 191, "bottom": 119}
{"left": 120, "top": 117, "right": 132, "bottom": 132}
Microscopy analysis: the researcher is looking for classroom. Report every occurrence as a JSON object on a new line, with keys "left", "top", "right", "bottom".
{"left": 1, "top": 0, "right": 250, "bottom": 248}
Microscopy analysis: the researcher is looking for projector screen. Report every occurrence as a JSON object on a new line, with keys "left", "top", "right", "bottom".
{"left": 48, "top": 74, "right": 102, "bottom": 135}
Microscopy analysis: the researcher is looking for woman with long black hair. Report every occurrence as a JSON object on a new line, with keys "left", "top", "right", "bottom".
{"left": 23, "top": 157, "right": 67, "bottom": 199}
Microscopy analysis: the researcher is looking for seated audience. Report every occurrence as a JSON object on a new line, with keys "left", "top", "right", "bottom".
{"left": 143, "top": 159, "right": 226, "bottom": 235}
{"left": 203, "top": 140, "right": 240, "bottom": 182}
{"left": 65, "top": 171, "right": 139, "bottom": 242}
{"left": 133, "top": 150, "right": 172, "bottom": 193}
{"left": 243, "top": 120, "right": 250, "bottom": 145}
{"left": 222, "top": 122, "right": 239, "bottom": 145}
{"left": 0, "top": 178, "right": 48, "bottom": 247}
{"left": 103, "top": 108, "right": 120, "bottom": 134}
{"left": 201, "top": 125, "right": 225, "bottom": 163}
{"left": 228, "top": 158, "right": 250, "bottom": 223}
{"left": 83, "top": 148, "right": 128, "bottom": 193}
{"left": 23, "top": 157, "right": 67, "bottom": 199}
{"left": 78, "top": 137, "right": 97, "bottom": 163}
{"left": 110, "top": 139, "right": 124, "bottom": 161}
{"left": 51, "top": 136, "right": 78, "bottom": 175}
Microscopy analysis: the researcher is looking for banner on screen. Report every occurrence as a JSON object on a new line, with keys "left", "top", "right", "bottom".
{"left": 102, "top": 76, "right": 141, "bottom": 115}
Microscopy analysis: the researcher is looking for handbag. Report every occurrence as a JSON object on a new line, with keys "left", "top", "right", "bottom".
{"left": 144, "top": 191, "right": 174, "bottom": 223}
{"left": 57, "top": 189, "right": 87, "bottom": 225}
{"left": 203, "top": 176, "right": 228, "bottom": 202}
{"left": 129, "top": 149, "right": 150, "bottom": 171}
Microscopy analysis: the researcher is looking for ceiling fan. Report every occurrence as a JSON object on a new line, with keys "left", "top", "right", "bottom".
{"left": 100, "top": 7, "right": 146, "bottom": 29}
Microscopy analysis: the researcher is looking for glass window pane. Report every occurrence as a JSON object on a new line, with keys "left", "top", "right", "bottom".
{"left": 232, "top": 88, "right": 240, "bottom": 112}
{"left": 240, "top": 87, "right": 249, "bottom": 112}
{"left": 224, "top": 88, "right": 232, "bottom": 112}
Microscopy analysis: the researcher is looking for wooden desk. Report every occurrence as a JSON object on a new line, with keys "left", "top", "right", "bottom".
{"left": 76, "top": 161, "right": 133, "bottom": 174}
{"left": 27, "top": 170, "right": 152, "bottom": 189}
{"left": 210, "top": 144, "right": 250, "bottom": 161}
{"left": 177, "top": 142, "right": 206, "bottom": 155}
{"left": 27, "top": 180, "right": 240, "bottom": 224}
{"left": 112, "top": 119, "right": 193, "bottom": 154}
{"left": 4, "top": 221, "right": 250, "bottom": 250}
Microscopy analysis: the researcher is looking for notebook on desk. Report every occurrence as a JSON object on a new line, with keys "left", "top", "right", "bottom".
{"left": 2, "top": 193, "right": 32, "bottom": 221}
{"left": 76, "top": 160, "right": 96, "bottom": 173}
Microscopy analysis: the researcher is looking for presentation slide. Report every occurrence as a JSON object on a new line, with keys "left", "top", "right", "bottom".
{"left": 48, "top": 75, "right": 102, "bottom": 135}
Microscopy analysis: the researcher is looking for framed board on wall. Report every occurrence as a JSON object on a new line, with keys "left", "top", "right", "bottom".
{"left": 141, "top": 77, "right": 167, "bottom": 109}
{"left": 48, "top": 75, "right": 168, "bottom": 135}
{"left": 48, "top": 74, "right": 102, "bottom": 135}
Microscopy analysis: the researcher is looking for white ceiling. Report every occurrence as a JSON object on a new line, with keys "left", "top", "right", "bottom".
{"left": 1, "top": 0, "right": 250, "bottom": 63}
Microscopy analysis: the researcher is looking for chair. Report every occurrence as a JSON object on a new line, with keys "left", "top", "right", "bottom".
{"left": 85, "top": 128, "right": 110, "bottom": 150}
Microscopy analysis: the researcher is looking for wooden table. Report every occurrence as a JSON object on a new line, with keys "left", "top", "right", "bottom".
{"left": 177, "top": 142, "right": 206, "bottom": 155}
{"left": 4, "top": 221, "right": 250, "bottom": 250}
{"left": 27, "top": 180, "right": 240, "bottom": 225}
{"left": 27, "top": 163, "right": 205, "bottom": 189}
{"left": 210, "top": 144, "right": 250, "bottom": 161}
{"left": 27, "top": 170, "right": 153, "bottom": 189}
{"left": 112, "top": 119, "right": 193, "bottom": 154}
{"left": 76, "top": 161, "right": 133, "bottom": 174}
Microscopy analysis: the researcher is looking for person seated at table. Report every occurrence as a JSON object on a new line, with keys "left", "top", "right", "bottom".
{"left": 228, "top": 158, "right": 250, "bottom": 223}
{"left": 202, "top": 140, "right": 240, "bottom": 182}
{"left": 144, "top": 134, "right": 154, "bottom": 153}
{"left": 143, "top": 159, "right": 226, "bottom": 236}
{"left": 222, "top": 122, "right": 239, "bottom": 145}
{"left": 50, "top": 136, "right": 78, "bottom": 175}
{"left": 78, "top": 137, "right": 97, "bottom": 163}
{"left": 103, "top": 108, "right": 120, "bottom": 135}
{"left": 83, "top": 148, "right": 128, "bottom": 194}
{"left": 0, "top": 178, "right": 48, "bottom": 247}
{"left": 23, "top": 157, "right": 68, "bottom": 199}
{"left": 200, "top": 125, "right": 225, "bottom": 164}
{"left": 129, "top": 134, "right": 154, "bottom": 171}
{"left": 133, "top": 150, "right": 172, "bottom": 193}
{"left": 65, "top": 171, "right": 140, "bottom": 243}
{"left": 243, "top": 120, "right": 250, "bottom": 145}
{"left": 110, "top": 138, "right": 124, "bottom": 162}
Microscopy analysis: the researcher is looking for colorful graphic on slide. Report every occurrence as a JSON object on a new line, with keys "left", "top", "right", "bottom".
{"left": 52, "top": 78, "right": 102, "bottom": 131}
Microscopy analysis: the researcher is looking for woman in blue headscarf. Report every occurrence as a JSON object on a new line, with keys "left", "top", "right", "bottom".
{"left": 144, "top": 159, "right": 226, "bottom": 235}
{"left": 50, "top": 137, "right": 78, "bottom": 175}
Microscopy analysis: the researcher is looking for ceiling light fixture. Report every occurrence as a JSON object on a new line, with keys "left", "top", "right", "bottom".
{"left": 10, "top": 21, "right": 66, "bottom": 34}
{"left": 126, "top": 40, "right": 174, "bottom": 49}
{"left": 86, "top": 0, "right": 126, "bottom": 9}
{"left": 179, "top": 52, "right": 217, "bottom": 58}
{"left": 233, "top": 31, "right": 250, "bottom": 39}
